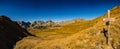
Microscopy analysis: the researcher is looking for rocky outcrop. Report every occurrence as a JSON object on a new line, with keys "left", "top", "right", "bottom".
{"left": 0, "top": 15, "right": 32, "bottom": 49}
{"left": 30, "top": 21, "right": 46, "bottom": 29}
{"left": 16, "top": 21, "right": 31, "bottom": 29}
{"left": 30, "top": 20, "right": 59, "bottom": 29}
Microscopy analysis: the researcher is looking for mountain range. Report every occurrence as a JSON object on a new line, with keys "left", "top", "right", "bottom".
{"left": 16, "top": 18, "right": 84, "bottom": 29}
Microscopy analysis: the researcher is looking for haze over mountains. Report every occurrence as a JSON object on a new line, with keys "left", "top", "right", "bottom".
{"left": 1, "top": 6, "right": 120, "bottom": 49}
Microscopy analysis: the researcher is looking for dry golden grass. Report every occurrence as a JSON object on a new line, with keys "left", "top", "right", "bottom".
{"left": 27, "top": 20, "right": 96, "bottom": 40}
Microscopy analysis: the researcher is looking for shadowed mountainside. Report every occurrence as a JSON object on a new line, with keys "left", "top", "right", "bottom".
{"left": 0, "top": 15, "right": 33, "bottom": 49}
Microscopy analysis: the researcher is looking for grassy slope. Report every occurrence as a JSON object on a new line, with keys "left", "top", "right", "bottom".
{"left": 15, "top": 6, "right": 120, "bottom": 49}
{"left": 28, "top": 20, "right": 96, "bottom": 40}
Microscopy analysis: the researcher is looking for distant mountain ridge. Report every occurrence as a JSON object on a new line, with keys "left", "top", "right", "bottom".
{"left": 16, "top": 18, "right": 84, "bottom": 29}
{"left": 56, "top": 18, "right": 84, "bottom": 26}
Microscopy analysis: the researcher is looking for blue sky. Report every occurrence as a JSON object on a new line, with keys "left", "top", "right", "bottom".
{"left": 0, "top": 0, "right": 120, "bottom": 22}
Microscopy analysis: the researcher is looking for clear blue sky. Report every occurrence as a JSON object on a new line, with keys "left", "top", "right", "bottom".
{"left": 0, "top": 0, "right": 120, "bottom": 22}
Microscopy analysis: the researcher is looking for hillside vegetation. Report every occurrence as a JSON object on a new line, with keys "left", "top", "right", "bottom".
{"left": 15, "top": 6, "right": 120, "bottom": 49}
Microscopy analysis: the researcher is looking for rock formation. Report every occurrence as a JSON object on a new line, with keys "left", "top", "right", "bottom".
{"left": 30, "top": 20, "right": 59, "bottom": 29}
{"left": 16, "top": 21, "right": 31, "bottom": 29}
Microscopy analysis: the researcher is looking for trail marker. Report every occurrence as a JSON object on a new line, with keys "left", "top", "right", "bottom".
{"left": 103, "top": 10, "right": 115, "bottom": 45}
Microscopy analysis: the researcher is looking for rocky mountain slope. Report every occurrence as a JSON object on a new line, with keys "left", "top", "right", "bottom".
{"left": 16, "top": 21, "right": 31, "bottom": 29}
{"left": 0, "top": 15, "right": 32, "bottom": 49}
{"left": 30, "top": 20, "right": 59, "bottom": 29}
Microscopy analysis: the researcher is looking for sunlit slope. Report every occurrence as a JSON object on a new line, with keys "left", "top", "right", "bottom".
{"left": 28, "top": 20, "right": 97, "bottom": 40}
{"left": 15, "top": 6, "right": 120, "bottom": 49}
